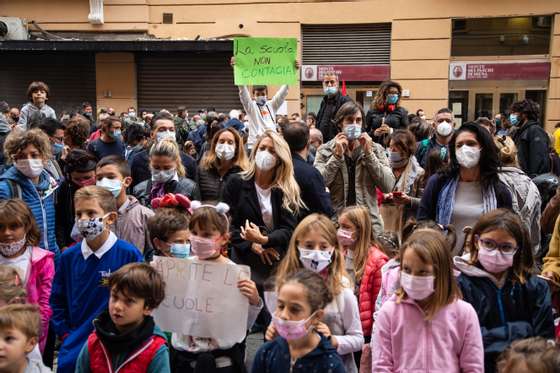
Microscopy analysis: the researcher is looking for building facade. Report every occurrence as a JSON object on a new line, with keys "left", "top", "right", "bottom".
{"left": 0, "top": 0, "right": 559, "bottom": 130}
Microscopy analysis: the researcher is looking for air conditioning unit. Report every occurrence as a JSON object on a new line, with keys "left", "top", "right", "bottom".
{"left": 0, "top": 17, "right": 28, "bottom": 40}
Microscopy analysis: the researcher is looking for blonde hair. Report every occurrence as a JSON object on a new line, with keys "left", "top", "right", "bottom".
{"left": 0, "top": 304, "right": 41, "bottom": 339}
{"left": 276, "top": 214, "right": 349, "bottom": 296}
{"left": 0, "top": 265, "right": 26, "bottom": 305}
{"left": 494, "top": 135, "right": 518, "bottom": 167}
{"left": 242, "top": 130, "right": 304, "bottom": 214}
{"left": 149, "top": 139, "right": 186, "bottom": 177}
{"left": 4, "top": 128, "right": 52, "bottom": 164}
{"left": 74, "top": 185, "right": 117, "bottom": 214}
{"left": 200, "top": 128, "right": 249, "bottom": 172}
{"left": 396, "top": 228, "right": 460, "bottom": 320}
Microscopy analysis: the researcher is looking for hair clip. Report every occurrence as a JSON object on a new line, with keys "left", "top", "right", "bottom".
{"left": 191, "top": 200, "right": 230, "bottom": 215}
{"left": 151, "top": 193, "right": 192, "bottom": 214}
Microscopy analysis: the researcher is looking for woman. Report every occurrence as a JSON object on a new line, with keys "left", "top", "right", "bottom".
{"left": 133, "top": 139, "right": 200, "bottom": 206}
{"left": 223, "top": 130, "right": 302, "bottom": 288}
{"left": 0, "top": 129, "right": 59, "bottom": 258}
{"left": 197, "top": 127, "right": 249, "bottom": 203}
{"left": 380, "top": 129, "right": 424, "bottom": 239}
{"left": 365, "top": 80, "right": 408, "bottom": 144}
{"left": 417, "top": 122, "right": 512, "bottom": 254}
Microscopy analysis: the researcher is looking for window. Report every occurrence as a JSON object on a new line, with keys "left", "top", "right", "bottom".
{"left": 475, "top": 93, "right": 493, "bottom": 118}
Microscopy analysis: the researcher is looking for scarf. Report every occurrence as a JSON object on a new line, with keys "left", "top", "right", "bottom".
{"left": 93, "top": 310, "right": 155, "bottom": 354}
{"left": 394, "top": 157, "right": 423, "bottom": 195}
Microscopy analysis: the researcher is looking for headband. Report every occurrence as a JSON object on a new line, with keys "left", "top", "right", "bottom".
{"left": 151, "top": 193, "right": 192, "bottom": 214}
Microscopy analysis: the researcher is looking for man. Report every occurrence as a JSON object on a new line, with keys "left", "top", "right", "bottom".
{"left": 130, "top": 111, "right": 197, "bottom": 188}
{"left": 283, "top": 121, "right": 334, "bottom": 220}
{"left": 174, "top": 106, "right": 190, "bottom": 144}
{"left": 309, "top": 127, "right": 324, "bottom": 159}
{"left": 316, "top": 71, "right": 351, "bottom": 142}
{"left": 415, "top": 108, "right": 454, "bottom": 169}
{"left": 87, "top": 116, "right": 125, "bottom": 160}
{"left": 9, "top": 107, "right": 19, "bottom": 124}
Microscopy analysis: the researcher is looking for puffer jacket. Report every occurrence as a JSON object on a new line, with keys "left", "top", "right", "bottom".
{"left": 314, "top": 138, "right": 395, "bottom": 234}
{"left": 196, "top": 164, "right": 242, "bottom": 203}
{"left": 133, "top": 177, "right": 200, "bottom": 207}
{"left": 512, "top": 120, "right": 550, "bottom": 178}
{"left": 358, "top": 246, "right": 388, "bottom": 338}
{"left": 455, "top": 254, "right": 554, "bottom": 373}
{"left": 498, "top": 167, "right": 541, "bottom": 255}
{"left": 114, "top": 196, "right": 154, "bottom": 253}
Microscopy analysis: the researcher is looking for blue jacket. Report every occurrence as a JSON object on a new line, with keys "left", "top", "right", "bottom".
{"left": 0, "top": 166, "right": 59, "bottom": 257}
{"left": 292, "top": 153, "right": 334, "bottom": 220}
{"left": 252, "top": 334, "right": 345, "bottom": 373}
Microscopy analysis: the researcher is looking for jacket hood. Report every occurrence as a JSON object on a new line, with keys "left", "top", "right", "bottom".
{"left": 454, "top": 253, "right": 502, "bottom": 287}
{"left": 122, "top": 195, "right": 141, "bottom": 213}
{"left": 31, "top": 246, "right": 54, "bottom": 264}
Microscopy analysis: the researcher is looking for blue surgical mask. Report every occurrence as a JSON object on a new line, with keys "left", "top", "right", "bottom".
{"left": 509, "top": 113, "right": 519, "bottom": 126}
{"left": 386, "top": 94, "right": 399, "bottom": 104}
{"left": 324, "top": 86, "right": 338, "bottom": 96}
{"left": 170, "top": 243, "right": 191, "bottom": 258}
{"left": 344, "top": 124, "right": 362, "bottom": 141}
{"left": 110, "top": 129, "right": 122, "bottom": 139}
{"left": 52, "top": 142, "right": 64, "bottom": 155}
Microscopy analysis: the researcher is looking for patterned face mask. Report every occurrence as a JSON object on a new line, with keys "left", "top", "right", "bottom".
{"left": 76, "top": 214, "right": 110, "bottom": 241}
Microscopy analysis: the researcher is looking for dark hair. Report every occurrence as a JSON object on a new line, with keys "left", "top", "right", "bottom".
{"left": 390, "top": 129, "right": 416, "bottom": 158}
{"left": 0, "top": 199, "right": 41, "bottom": 248}
{"left": 436, "top": 107, "right": 453, "bottom": 116}
{"left": 252, "top": 85, "right": 268, "bottom": 95}
{"left": 283, "top": 121, "right": 310, "bottom": 152}
{"left": 497, "top": 337, "right": 560, "bottom": 373}
{"left": 109, "top": 263, "right": 165, "bottom": 310}
{"left": 0, "top": 101, "right": 9, "bottom": 113}
{"left": 373, "top": 80, "right": 403, "bottom": 109}
{"left": 402, "top": 219, "right": 457, "bottom": 251}
{"left": 82, "top": 102, "right": 92, "bottom": 109}
{"left": 277, "top": 269, "right": 333, "bottom": 313}
{"left": 416, "top": 109, "right": 424, "bottom": 116}
{"left": 64, "top": 119, "right": 90, "bottom": 148}
{"left": 408, "top": 118, "right": 432, "bottom": 142}
{"left": 510, "top": 99, "right": 540, "bottom": 122}
{"left": 151, "top": 112, "right": 174, "bottom": 130}
{"left": 124, "top": 123, "right": 148, "bottom": 146}
{"left": 334, "top": 101, "right": 365, "bottom": 130}
{"left": 38, "top": 118, "right": 65, "bottom": 137}
{"left": 148, "top": 208, "right": 190, "bottom": 243}
{"left": 64, "top": 149, "right": 97, "bottom": 174}
{"left": 420, "top": 148, "right": 448, "bottom": 187}
{"left": 100, "top": 116, "right": 121, "bottom": 131}
{"left": 26, "top": 81, "right": 50, "bottom": 100}
{"left": 97, "top": 155, "right": 131, "bottom": 178}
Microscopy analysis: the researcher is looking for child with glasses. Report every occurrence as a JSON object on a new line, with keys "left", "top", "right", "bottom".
{"left": 454, "top": 208, "right": 554, "bottom": 373}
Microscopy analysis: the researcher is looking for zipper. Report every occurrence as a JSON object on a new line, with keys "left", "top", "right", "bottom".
{"left": 99, "top": 342, "right": 114, "bottom": 373}
{"left": 115, "top": 338, "right": 154, "bottom": 373}
{"left": 28, "top": 179, "right": 49, "bottom": 252}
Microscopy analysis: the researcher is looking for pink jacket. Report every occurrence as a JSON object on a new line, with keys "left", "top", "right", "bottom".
{"left": 371, "top": 296, "right": 484, "bottom": 373}
{"left": 27, "top": 247, "right": 55, "bottom": 351}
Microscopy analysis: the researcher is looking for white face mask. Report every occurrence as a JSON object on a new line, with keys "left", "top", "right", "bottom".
{"left": 298, "top": 248, "right": 333, "bottom": 273}
{"left": 96, "top": 178, "right": 123, "bottom": 198}
{"left": 15, "top": 159, "right": 44, "bottom": 178}
{"left": 151, "top": 168, "right": 176, "bottom": 183}
{"left": 156, "top": 130, "right": 176, "bottom": 143}
{"left": 436, "top": 120, "right": 453, "bottom": 137}
{"left": 255, "top": 150, "right": 277, "bottom": 171}
{"left": 215, "top": 143, "right": 235, "bottom": 161}
{"left": 455, "top": 145, "right": 481, "bottom": 169}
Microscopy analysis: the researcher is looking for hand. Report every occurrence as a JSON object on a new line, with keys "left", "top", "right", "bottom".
{"left": 383, "top": 193, "right": 393, "bottom": 203}
{"left": 359, "top": 132, "right": 373, "bottom": 153}
{"left": 230, "top": 56, "right": 236, "bottom": 67}
{"left": 392, "top": 192, "right": 412, "bottom": 205}
{"left": 260, "top": 248, "right": 280, "bottom": 266}
{"left": 334, "top": 132, "right": 348, "bottom": 158}
{"left": 265, "top": 323, "right": 277, "bottom": 341}
{"left": 542, "top": 271, "right": 556, "bottom": 280}
{"left": 238, "top": 279, "right": 260, "bottom": 305}
{"left": 240, "top": 220, "right": 267, "bottom": 244}
{"left": 314, "top": 321, "right": 332, "bottom": 338}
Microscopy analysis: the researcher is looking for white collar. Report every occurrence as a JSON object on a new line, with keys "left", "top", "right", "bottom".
{"left": 81, "top": 231, "right": 117, "bottom": 260}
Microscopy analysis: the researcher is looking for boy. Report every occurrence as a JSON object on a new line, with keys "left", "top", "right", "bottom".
{"left": 75, "top": 263, "right": 169, "bottom": 373}
{"left": 87, "top": 116, "right": 125, "bottom": 160}
{"left": 96, "top": 155, "right": 154, "bottom": 253}
{"left": 50, "top": 186, "right": 143, "bottom": 373}
{"left": 17, "top": 81, "right": 56, "bottom": 131}
{"left": 0, "top": 304, "right": 51, "bottom": 373}
{"left": 145, "top": 207, "right": 190, "bottom": 261}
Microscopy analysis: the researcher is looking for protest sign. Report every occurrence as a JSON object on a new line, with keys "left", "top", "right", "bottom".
{"left": 234, "top": 37, "right": 297, "bottom": 85}
{"left": 152, "top": 257, "right": 251, "bottom": 345}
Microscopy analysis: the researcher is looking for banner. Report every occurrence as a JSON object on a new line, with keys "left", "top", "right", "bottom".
{"left": 152, "top": 257, "right": 250, "bottom": 344}
{"left": 234, "top": 37, "right": 297, "bottom": 85}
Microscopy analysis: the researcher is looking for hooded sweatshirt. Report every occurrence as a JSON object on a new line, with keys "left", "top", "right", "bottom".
{"left": 17, "top": 102, "right": 56, "bottom": 131}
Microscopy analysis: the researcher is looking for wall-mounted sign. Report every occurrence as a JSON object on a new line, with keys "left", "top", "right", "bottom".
{"left": 449, "top": 61, "right": 550, "bottom": 81}
{"left": 301, "top": 64, "right": 390, "bottom": 82}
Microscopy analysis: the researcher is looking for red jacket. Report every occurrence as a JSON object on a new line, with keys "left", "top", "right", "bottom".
{"left": 358, "top": 245, "right": 388, "bottom": 337}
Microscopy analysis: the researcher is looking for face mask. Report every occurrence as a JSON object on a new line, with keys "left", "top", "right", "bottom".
{"left": 170, "top": 243, "right": 191, "bottom": 259}
{"left": 495, "top": 118, "right": 502, "bottom": 127}
{"left": 215, "top": 143, "right": 235, "bottom": 161}
{"left": 264, "top": 291, "right": 277, "bottom": 315}
{"left": 386, "top": 94, "right": 399, "bottom": 104}
{"left": 255, "top": 150, "right": 277, "bottom": 171}
{"left": 256, "top": 96, "right": 267, "bottom": 106}
{"left": 400, "top": 271, "right": 435, "bottom": 300}
{"left": 190, "top": 235, "right": 221, "bottom": 259}
{"left": 477, "top": 246, "right": 516, "bottom": 274}
{"left": 0, "top": 236, "right": 26, "bottom": 257}
{"left": 389, "top": 151, "right": 408, "bottom": 168}
{"left": 436, "top": 120, "right": 453, "bottom": 137}
{"left": 272, "top": 313, "right": 314, "bottom": 341}
{"left": 151, "top": 168, "right": 176, "bottom": 184}
{"left": 344, "top": 124, "right": 362, "bottom": 141}
{"left": 77, "top": 214, "right": 109, "bottom": 241}
{"left": 298, "top": 248, "right": 333, "bottom": 273}
{"left": 336, "top": 229, "right": 355, "bottom": 246}
{"left": 96, "top": 178, "right": 122, "bottom": 198}
{"left": 129, "top": 111, "right": 136, "bottom": 118}
{"left": 156, "top": 130, "right": 176, "bottom": 143}
{"left": 52, "top": 142, "right": 64, "bottom": 155}
{"left": 420, "top": 115, "right": 426, "bottom": 120}
{"left": 324, "top": 86, "right": 338, "bottom": 96}
{"left": 456, "top": 145, "right": 481, "bottom": 169}
{"left": 110, "top": 129, "right": 122, "bottom": 140}
{"left": 15, "top": 159, "right": 44, "bottom": 178}
{"left": 509, "top": 114, "right": 519, "bottom": 126}
{"left": 75, "top": 176, "right": 96, "bottom": 188}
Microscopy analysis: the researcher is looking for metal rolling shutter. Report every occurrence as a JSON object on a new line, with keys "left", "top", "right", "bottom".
{"left": 302, "top": 24, "right": 391, "bottom": 65}
{"left": 137, "top": 52, "right": 240, "bottom": 113}
{"left": 0, "top": 52, "right": 96, "bottom": 114}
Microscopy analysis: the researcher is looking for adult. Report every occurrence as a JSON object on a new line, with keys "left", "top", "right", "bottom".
{"left": 314, "top": 101, "right": 395, "bottom": 234}
{"left": 123, "top": 123, "right": 148, "bottom": 162}
{"left": 417, "top": 122, "right": 512, "bottom": 254}
{"left": 223, "top": 130, "right": 301, "bottom": 287}
{"left": 283, "top": 121, "right": 334, "bottom": 220}
{"left": 86, "top": 116, "right": 125, "bottom": 160}
{"left": 380, "top": 129, "right": 425, "bottom": 239}
{"left": 476, "top": 117, "right": 496, "bottom": 136}
{"left": 510, "top": 99, "right": 550, "bottom": 178}
{"left": 416, "top": 108, "right": 426, "bottom": 120}
{"left": 415, "top": 108, "right": 455, "bottom": 169}
{"left": 130, "top": 112, "right": 197, "bottom": 189}
{"left": 0, "top": 129, "right": 59, "bottom": 258}
{"left": 174, "top": 105, "right": 190, "bottom": 144}
{"left": 316, "top": 71, "right": 352, "bottom": 142}
{"left": 197, "top": 127, "right": 249, "bottom": 203}
{"left": 37, "top": 118, "right": 65, "bottom": 182}
{"left": 306, "top": 112, "right": 317, "bottom": 128}
{"left": 365, "top": 80, "right": 409, "bottom": 144}
{"left": 9, "top": 107, "right": 20, "bottom": 124}
{"left": 309, "top": 127, "right": 323, "bottom": 159}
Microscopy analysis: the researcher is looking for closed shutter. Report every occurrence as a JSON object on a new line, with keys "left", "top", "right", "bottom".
{"left": 137, "top": 52, "right": 240, "bottom": 113}
{"left": 302, "top": 24, "right": 391, "bottom": 65}
{"left": 0, "top": 52, "right": 96, "bottom": 114}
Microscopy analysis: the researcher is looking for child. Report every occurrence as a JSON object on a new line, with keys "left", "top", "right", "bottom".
{"left": 170, "top": 201, "right": 263, "bottom": 373}
{"left": 17, "top": 81, "right": 56, "bottom": 131}
{"left": 0, "top": 304, "right": 52, "bottom": 373}
{"left": 0, "top": 199, "right": 55, "bottom": 352}
{"left": 50, "top": 186, "right": 143, "bottom": 373}
{"left": 75, "top": 263, "right": 170, "bottom": 373}
{"left": 252, "top": 269, "right": 345, "bottom": 373}
{"left": 371, "top": 228, "right": 484, "bottom": 372}
{"left": 455, "top": 209, "right": 555, "bottom": 372}
{"left": 271, "top": 213, "right": 363, "bottom": 373}
{"left": 96, "top": 155, "right": 154, "bottom": 253}
{"left": 497, "top": 337, "right": 560, "bottom": 373}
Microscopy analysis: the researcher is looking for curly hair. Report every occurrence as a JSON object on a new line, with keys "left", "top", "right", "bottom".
{"left": 64, "top": 118, "right": 90, "bottom": 148}
{"left": 510, "top": 99, "right": 541, "bottom": 122}
{"left": 372, "top": 80, "right": 403, "bottom": 110}
{"left": 4, "top": 129, "right": 52, "bottom": 164}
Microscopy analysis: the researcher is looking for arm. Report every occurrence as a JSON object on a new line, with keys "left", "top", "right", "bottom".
{"left": 74, "top": 342, "right": 91, "bottom": 373}
{"left": 262, "top": 204, "right": 296, "bottom": 253}
{"left": 238, "top": 85, "right": 255, "bottom": 114}
{"left": 247, "top": 298, "right": 264, "bottom": 330}
{"left": 270, "top": 85, "right": 289, "bottom": 112}
{"left": 527, "top": 129, "right": 551, "bottom": 178}
{"left": 148, "top": 344, "right": 171, "bottom": 373}
{"left": 363, "top": 143, "right": 395, "bottom": 193}
{"left": 416, "top": 175, "right": 439, "bottom": 221}
{"left": 314, "top": 145, "right": 344, "bottom": 187}
{"left": 49, "top": 256, "right": 70, "bottom": 337}
{"left": 311, "top": 168, "right": 335, "bottom": 216}
{"left": 459, "top": 304, "right": 485, "bottom": 373}
{"left": 17, "top": 105, "right": 28, "bottom": 128}
{"left": 332, "top": 288, "right": 364, "bottom": 355}
{"left": 370, "top": 304, "right": 394, "bottom": 372}
{"left": 531, "top": 278, "right": 555, "bottom": 339}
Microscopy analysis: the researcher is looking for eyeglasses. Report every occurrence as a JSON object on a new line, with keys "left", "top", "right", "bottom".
{"left": 475, "top": 235, "right": 518, "bottom": 255}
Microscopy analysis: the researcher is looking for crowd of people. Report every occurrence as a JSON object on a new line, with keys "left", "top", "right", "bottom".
{"left": 1, "top": 70, "right": 560, "bottom": 373}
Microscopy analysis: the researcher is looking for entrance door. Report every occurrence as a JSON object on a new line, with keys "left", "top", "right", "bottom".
{"left": 449, "top": 90, "right": 468, "bottom": 127}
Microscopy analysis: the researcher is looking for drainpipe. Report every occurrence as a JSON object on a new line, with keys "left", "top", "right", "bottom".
{"left": 88, "top": 0, "right": 104, "bottom": 25}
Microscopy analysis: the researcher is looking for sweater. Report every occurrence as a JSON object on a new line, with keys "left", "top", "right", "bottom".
{"left": 17, "top": 102, "right": 56, "bottom": 131}
{"left": 87, "top": 137, "right": 125, "bottom": 160}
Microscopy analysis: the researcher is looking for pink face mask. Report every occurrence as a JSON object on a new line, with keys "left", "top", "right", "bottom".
{"left": 336, "top": 228, "right": 355, "bottom": 246}
{"left": 477, "top": 246, "right": 515, "bottom": 274}
{"left": 190, "top": 235, "right": 221, "bottom": 259}
{"left": 272, "top": 313, "right": 314, "bottom": 341}
{"left": 400, "top": 271, "right": 435, "bottom": 300}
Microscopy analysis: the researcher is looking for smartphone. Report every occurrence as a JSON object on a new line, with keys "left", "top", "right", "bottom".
{"left": 393, "top": 191, "right": 403, "bottom": 197}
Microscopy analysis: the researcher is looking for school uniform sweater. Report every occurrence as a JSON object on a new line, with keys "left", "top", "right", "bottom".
{"left": 50, "top": 232, "right": 143, "bottom": 373}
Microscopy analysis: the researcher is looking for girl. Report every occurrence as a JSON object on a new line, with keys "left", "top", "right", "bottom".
{"left": 371, "top": 228, "right": 484, "bottom": 372}
{"left": 455, "top": 209, "right": 554, "bottom": 372}
{"left": 497, "top": 337, "right": 560, "bottom": 373}
{"left": 0, "top": 199, "right": 55, "bottom": 352}
{"left": 252, "top": 269, "right": 345, "bottom": 373}
{"left": 170, "top": 201, "right": 263, "bottom": 373}
{"left": 271, "top": 213, "right": 363, "bottom": 373}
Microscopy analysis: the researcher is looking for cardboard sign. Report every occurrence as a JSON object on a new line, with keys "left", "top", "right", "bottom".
{"left": 152, "top": 257, "right": 250, "bottom": 344}
{"left": 234, "top": 37, "right": 297, "bottom": 85}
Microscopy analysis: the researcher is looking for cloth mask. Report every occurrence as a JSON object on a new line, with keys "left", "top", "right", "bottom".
{"left": 255, "top": 150, "right": 277, "bottom": 171}
{"left": 336, "top": 228, "right": 355, "bottom": 246}
{"left": 0, "top": 236, "right": 26, "bottom": 257}
{"left": 400, "top": 271, "right": 435, "bottom": 300}
{"left": 389, "top": 152, "right": 408, "bottom": 168}
{"left": 170, "top": 243, "right": 191, "bottom": 259}
{"left": 386, "top": 94, "right": 399, "bottom": 104}
{"left": 215, "top": 143, "right": 235, "bottom": 161}
{"left": 344, "top": 124, "right": 362, "bottom": 141}
{"left": 324, "top": 86, "right": 338, "bottom": 96}
{"left": 190, "top": 235, "right": 221, "bottom": 259}
{"left": 15, "top": 159, "right": 44, "bottom": 178}
{"left": 151, "top": 169, "right": 176, "bottom": 184}
{"left": 52, "top": 143, "right": 64, "bottom": 155}
{"left": 272, "top": 313, "right": 314, "bottom": 341}
{"left": 456, "top": 145, "right": 481, "bottom": 169}
{"left": 156, "top": 131, "right": 176, "bottom": 143}
{"left": 298, "top": 248, "right": 333, "bottom": 273}
{"left": 477, "top": 246, "right": 516, "bottom": 274}
{"left": 96, "top": 178, "right": 123, "bottom": 198}
{"left": 256, "top": 96, "right": 267, "bottom": 106}
{"left": 436, "top": 120, "right": 453, "bottom": 137}
{"left": 77, "top": 214, "right": 109, "bottom": 241}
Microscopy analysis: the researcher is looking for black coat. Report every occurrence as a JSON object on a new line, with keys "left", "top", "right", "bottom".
{"left": 223, "top": 174, "right": 296, "bottom": 285}
{"left": 512, "top": 120, "right": 551, "bottom": 178}
{"left": 196, "top": 164, "right": 242, "bottom": 203}
{"left": 316, "top": 92, "right": 352, "bottom": 143}
{"left": 55, "top": 180, "right": 78, "bottom": 248}
{"left": 291, "top": 153, "right": 334, "bottom": 220}
{"left": 365, "top": 106, "right": 408, "bottom": 144}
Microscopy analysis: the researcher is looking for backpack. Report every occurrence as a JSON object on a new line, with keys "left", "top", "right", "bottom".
{"left": 7, "top": 179, "right": 22, "bottom": 199}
